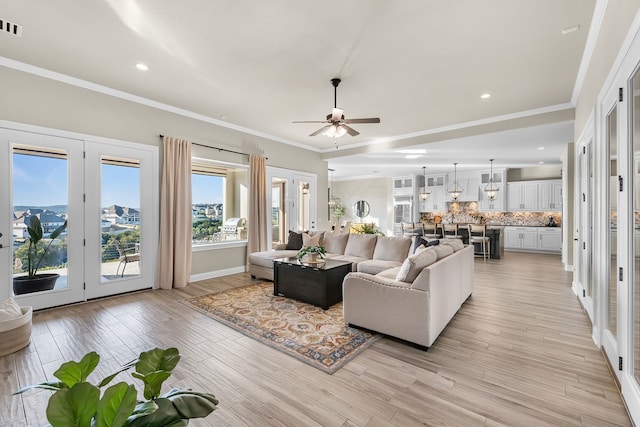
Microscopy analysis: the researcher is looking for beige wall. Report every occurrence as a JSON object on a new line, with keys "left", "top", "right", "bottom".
{"left": 332, "top": 177, "right": 393, "bottom": 235}
{"left": 507, "top": 165, "right": 562, "bottom": 181}
{"left": 0, "top": 66, "right": 328, "bottom": 277}
{"left": 575, "top": 1, "right": 640, "bottom": 134}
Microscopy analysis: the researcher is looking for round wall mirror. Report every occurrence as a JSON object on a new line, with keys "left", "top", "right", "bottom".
{"left": 353, "top": 200, "right": 370, "bottom": 218}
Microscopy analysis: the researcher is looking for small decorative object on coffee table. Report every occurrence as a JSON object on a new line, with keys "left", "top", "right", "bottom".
{"left": 274, "top": 257, "right": 352, "bottom": 309}
{"left": 296, "top": 245, "right": 326, "bottom": 264}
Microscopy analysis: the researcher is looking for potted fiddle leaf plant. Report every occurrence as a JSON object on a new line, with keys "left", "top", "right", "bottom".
{"left": 13, "top": 216, "right": 68, "bottom": 295}
{"left": 14, "top": 347, "right": 218, "bottom": 427}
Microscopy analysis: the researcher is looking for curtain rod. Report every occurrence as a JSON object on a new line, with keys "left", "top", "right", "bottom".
{"left": 159, "top": 135, "right": 267, "bottom": 159}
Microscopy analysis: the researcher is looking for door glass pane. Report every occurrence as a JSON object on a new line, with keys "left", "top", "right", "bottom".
{"left": 607, "top": 104, "right": 618, "bottom": 337}
{"left": 298, "top": 180, "right": 310, "bottom": 231}
{"left": 12, "top": 145, "right": 69, "bottom": 293}
{"left": 100, "top": 157, "right": 141, "bottom": 281}
{"left": 633, "top": 68, "right": 640, "bottom": 382}
{"left": 272, "top": 181, "right": 285, "bottom": 244}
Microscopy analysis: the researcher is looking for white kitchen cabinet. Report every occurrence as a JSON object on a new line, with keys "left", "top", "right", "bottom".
{"left": 451, "top": 172, "right": 480, "bottom": 202}
{"left": 537, "top": 227, "right": 562, "bottom": 252}
{"left": 505, "top": 226, "right": 561, "bottom": 253}
{"left": 422, "top": 186, "right": 446, "bottom": 212}
{"left": 393, "top": 176, "right": 414, "bottom": 196}
{"left": 420, "top": 175, "right": 447, "bottom": 212}
{"left": 507, "top": 182, "right": 539, "bottom": 211}
{"left": 538, "top": 181, "right": 562, "bottom": 211}
{"left": 504, "top": 227, "right": 538, "bottom": 250}
{"left": 477, "top": 169, "right": 505, "bottom": 212}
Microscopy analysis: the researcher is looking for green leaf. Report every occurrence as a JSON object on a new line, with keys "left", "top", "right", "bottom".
{"left": 27, "top": 216, "right": 43, "bottom": 242}
{"left": 127, "top": 398, "right": 181, "bottom": 427}
{"left": 46, "top": 382, "right": 100, "bottom": 427}
{"left": 132, "top": 371, "right": 171, "bottom": 400}
{"left": 98, "top": 358, "right": 138, "bottom": 388}
{"left": 163, "top": 389, "right": 218, "bottom": 419}
{"left": 135, "top": 348, "right": 180, "bottom": 375}
{"left": 95, "top": 382, "right": 137, "bottom": 427}
{"left": 13, "top": 381, "right": 67, "bottom": 395}
{"left": 127, "top": 400, "right": 158, "bottom": 422}
{"left": 54, "top": 351, "right": 100, "bottom": 388}
{"left": 49, "top": 220, "right": 68, "bottom": 240}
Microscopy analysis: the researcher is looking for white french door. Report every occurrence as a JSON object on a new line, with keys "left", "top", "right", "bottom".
{"left": 84, "top": 140, "right": 158, "bottom": 300}
{"left": 576, "top": 137, "right": 595, "bottom": 322}
{"left": 0, "top": 124, "right": 158, "bottom": 310}
{"left": 266, "top": 167, "right": 317, "bottom": 247}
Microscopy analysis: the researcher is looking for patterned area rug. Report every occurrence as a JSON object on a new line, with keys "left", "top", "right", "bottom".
{"left": 181, "top": 282, "right": 379, "bottom": 374}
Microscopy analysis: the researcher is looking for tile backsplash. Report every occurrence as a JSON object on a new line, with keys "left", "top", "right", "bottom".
{"left": 419, "top": 202, "right": 562, "bottom": 227}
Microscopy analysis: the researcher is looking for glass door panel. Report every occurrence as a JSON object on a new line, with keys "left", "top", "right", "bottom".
{"left": 632, "top": 68, "right": 640, "bottom": 384}
{"left": 100, "top": 158, "right": 141, "bottom": 281}
{"left": 607, "top": 103, "right": 618, "bottom": 340}
{"left": 271, "top": 180, "right": 286, "bottom": 245}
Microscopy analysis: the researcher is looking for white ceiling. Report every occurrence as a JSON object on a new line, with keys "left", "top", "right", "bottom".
{"left": 0, "top": 0, "right": 596, "bottom": 179}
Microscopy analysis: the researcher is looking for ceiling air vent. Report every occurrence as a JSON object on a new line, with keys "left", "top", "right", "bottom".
{"left": 0, "top": 19, "right": 23, "bottom": 37}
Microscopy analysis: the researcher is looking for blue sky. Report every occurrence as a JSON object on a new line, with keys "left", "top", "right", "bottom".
{"left": 12, "top": 154, "right": 223, "bottom": 208}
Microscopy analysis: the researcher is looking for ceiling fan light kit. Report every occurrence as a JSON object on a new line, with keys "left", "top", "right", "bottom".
{"left": 293, "top": 78, "right": 380, "bottom": 140}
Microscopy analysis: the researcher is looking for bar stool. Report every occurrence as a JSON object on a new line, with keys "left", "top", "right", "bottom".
{"left": 440, "top": 223, "right": 463, "bottom": 240}
{"left": 420, "top": 222, "right": 440, "bottom": 239}
{"left": 468, "top": 224, "right": 490, "bottom": 261}
{"left": 401, "top": 222, "right": 419, "bottom": 236}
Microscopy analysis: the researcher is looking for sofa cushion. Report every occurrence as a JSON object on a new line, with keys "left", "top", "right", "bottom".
{"left": 412, "top": 236, "right": 440, "bottom": 254}
{"left": 432, "top": 244, "right": 454, "bottom": 260}
{"left": 372, "top": 236, "right": 412, "bottom": 262}
{"left": 285, "top": 230, "right": 303, "bottom": 250}
{"left": 322, "top": 231, "right": 349, "bottom": 255}
{"left": 248, "top": 249, "right": 300, "bottom": 268}
{"left": 395, "top": 248, "right": 438, "bottom": 283}
{"left": 441, "top": 238, "right": 465, "bottom": 251}
{"left": 377, "top": 266, "right": 402, "bottom": 279}
{"left": 302, "top": 232, "right": 322, "bottom": 247}
{"left": 344, "top": 234, "right": 377, "bottom": 259}
{"left": 329, "top": 254, "right": 369, "bottom": 272}
{"left": 357, "top": 259, "right": 404, "bottom": 275}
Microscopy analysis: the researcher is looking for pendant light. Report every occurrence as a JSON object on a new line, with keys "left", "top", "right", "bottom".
{"left": 448, "top": 162, "right": 463, "bottom": 201}
{"left": 484, "top": 159, "right": 500, "bottom": 201}
{"left": 418, "top": 166, "right": 431, "bottom": 201}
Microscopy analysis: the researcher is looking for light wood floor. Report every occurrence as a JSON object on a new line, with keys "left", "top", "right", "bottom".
{"left": 1, "top": 252, "right": 632, "bottom": 426}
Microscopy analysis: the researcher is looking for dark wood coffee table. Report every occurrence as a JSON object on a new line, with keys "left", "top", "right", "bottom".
{"left": 273, "top": 257, "right": 352, "bottom": 309}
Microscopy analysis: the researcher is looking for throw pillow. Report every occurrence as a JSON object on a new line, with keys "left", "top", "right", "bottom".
{"left": 285, "top": 230, "right": 303, "bottom": 250}
{"left": 413, "top": 236, "right": 439, "bottom": 253}
{"left": 0, "top": 298, "right": 23, "bottom": 321}
{"left": 396, "top": 248, "right": 438, "bottom": 283}
{"left": 302, "top": 232, "right": 322, "bottom": 247}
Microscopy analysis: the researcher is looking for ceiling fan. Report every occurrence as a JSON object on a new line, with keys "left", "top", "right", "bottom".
{"left": 293, "top": 78, "right": 380, "bottom": 138}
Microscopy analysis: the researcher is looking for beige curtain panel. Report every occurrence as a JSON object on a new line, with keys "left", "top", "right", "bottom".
{"left": 157, "top": 136, "right": 193, "bottom": 289}
{"left": 247, "top": 155, "right": 269, "bottom": 259}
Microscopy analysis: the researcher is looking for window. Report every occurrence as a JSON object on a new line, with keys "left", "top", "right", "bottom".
{"left": 192, "top": 160, "right": 248, "bottom": 246}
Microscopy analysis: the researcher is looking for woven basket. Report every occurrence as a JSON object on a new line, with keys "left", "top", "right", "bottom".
{"left": 0, "top": 307, "right": 32, "bottom": 357}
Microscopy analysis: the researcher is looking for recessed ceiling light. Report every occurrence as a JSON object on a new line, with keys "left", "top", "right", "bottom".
{"left": 538, "top": 147, "right": 545, "bottom": 150}
{"left": 398, "top": 149, "right": 427, "bottom": 154}
{"left": 135, "top": 63, "right": 148, "bottom": 71}
{"left": 406, "top": 154, "right": 423, "bottom": 159}
{"left": 561, "top": 25, "right": 580, "bottom": 35}
{"left": 539, "top": 161, "right": 545, "bottom": 164}
{"left": 480, "top": 93, "right": 491, "bottom": 99}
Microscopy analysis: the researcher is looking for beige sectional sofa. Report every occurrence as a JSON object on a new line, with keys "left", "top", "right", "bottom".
{"left": 343, "top": 241, "right": 474, "bottom": 349}
{"left": 248, "top": 231, "right": 474, "bottom": 349}
{"left": 247, "top": 231, "right": 413, "bottom": 281}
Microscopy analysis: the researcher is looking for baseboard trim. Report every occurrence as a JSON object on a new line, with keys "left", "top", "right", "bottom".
{"left": 190, "top": 266, "right": 247, "bottom": 283}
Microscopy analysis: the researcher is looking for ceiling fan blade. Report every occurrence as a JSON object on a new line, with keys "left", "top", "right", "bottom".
{"left": 341, "top": 124, "right": 360, "bottom": 137}
{"left": 309, "top": 125, "right": 331, "bottom": 136}
{"left": 344, "top": 117, "right": 381, "bottom": 124}
{"left": 331, "top": 108, "right": 344, "bottom": 122}
{"left": 292, "top": 120, "right": 327, "bottom": 123}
